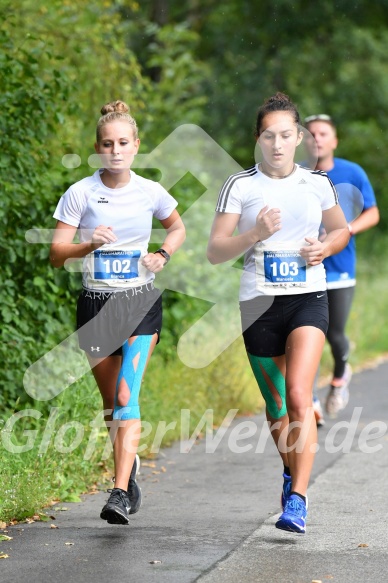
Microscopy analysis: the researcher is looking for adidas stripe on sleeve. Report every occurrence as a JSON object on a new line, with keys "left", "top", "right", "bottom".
{"left": 215, "top": 166, "right": 257, "bottom": 213}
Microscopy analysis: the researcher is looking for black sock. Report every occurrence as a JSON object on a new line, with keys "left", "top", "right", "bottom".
{"left": 290, "top": 491, "right": 306, "bottom": 504}
{"left": 283, "top": 465, "right": 291, "bottom": 477}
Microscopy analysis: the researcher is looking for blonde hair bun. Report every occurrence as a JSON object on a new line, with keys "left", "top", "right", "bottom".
{"left": 100, "top": 100, "right": 130, "bottom": 116}
{"left": 96, "top": 100, "right": 138, "bottom": 141}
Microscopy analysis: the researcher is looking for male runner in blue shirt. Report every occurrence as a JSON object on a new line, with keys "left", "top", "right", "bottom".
{"left": 305, "top": 114, "right": 379, "bottom": 421}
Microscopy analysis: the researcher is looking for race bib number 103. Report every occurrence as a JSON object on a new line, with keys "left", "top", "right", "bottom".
{"left": 94, "top": 249, "right": 141, "bottom": 280}
{"left": 264, "top": 250, "right": 306, "bottom": 285}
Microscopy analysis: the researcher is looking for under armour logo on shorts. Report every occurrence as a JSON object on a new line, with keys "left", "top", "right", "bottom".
{"left": 91, "top": 346, "right": 100, "bottom": 352}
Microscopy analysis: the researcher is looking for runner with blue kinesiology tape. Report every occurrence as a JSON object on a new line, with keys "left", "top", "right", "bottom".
{"left": 50, "top": 100, "right": 185, "bottom": 525}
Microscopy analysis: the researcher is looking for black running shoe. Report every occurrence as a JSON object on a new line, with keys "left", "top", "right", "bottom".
{"left": 128, "top": 454, "right": 142, "bottom": 514}
{"left": 100, "top": 488, "right": 131, "bottom": 525}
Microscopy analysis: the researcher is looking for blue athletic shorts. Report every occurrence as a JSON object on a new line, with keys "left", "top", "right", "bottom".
{"left": 76, "top": 283, "right": 162, "bottom": 357}
{"left": 240, "top": 291, "right": 329, "bottom": 357}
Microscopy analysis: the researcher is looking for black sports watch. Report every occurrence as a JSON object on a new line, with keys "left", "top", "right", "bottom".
{"left": 154, "top": 248, "right": 171, "bottom": 264}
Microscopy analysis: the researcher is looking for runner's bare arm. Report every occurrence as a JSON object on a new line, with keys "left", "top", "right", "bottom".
{"left": 157, "top": 209, "right": 186, "bottom": 256}
{"left": 207, "top": 206, "right": 281, "bottom": 264}
{"left": 349, "top": 205, "right": 379, "bottom": 235}
{"left": 301, "top": 205, "right": 349, "bottom": 266}
{"left": 50, "top": 220, "right": 117, "bottom": 268}
{"left": 142, "top": 210, "right": 186, "bottom": 273}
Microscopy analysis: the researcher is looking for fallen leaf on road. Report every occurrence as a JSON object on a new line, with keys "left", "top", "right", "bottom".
{"left": 0, "top": 553, "right": 9, "bottom": 559}
{"left": 311, "top": 580, "right": 322, "bottom": 583}
{"left": 142, "top": 462, "right": 156, "bottom": 468}
{"left": 358, "top": 543, "right": 369, "bottom": 547}
{"left": 160, "top": 466, "right": 167, "bottom": 473}
{"left": 149, "top": 560, "right": 162, "bottom": 564}
{"left": 0, "top": 522, "right": 7, "bottom": 530}
{"left": 50, "top": 524, "right": 58, "bottom": 529}
{"left": 0, "top": 535, "right": 12, "bottom": 541}
{"left": 65, "top": 542, "right": 74, "bottom": 546}
{"left": 152, "top": 470, "right": 160, "bottom": 475}
{"left": 25, "top": 518, "right": 35, "bottom": 524}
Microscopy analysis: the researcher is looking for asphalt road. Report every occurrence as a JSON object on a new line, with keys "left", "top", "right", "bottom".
{"left": 1, "top": 360, "right": 388, "bottom": 583}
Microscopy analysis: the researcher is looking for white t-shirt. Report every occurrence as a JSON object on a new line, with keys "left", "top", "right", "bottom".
{"left": 53, "top": 169, "right": 177, "bottom": 290}
{"left": 216, "top": 164, "right": 339, "bottom": 301}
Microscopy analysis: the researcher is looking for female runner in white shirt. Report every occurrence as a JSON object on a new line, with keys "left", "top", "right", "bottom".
{"left": 50, "top": 101, "right": 185, "bottom": 525}
{"left": 207, "top": 93, "right": 349, "bottom": 534}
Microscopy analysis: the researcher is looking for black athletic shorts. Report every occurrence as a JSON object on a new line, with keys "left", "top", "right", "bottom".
{"left": 76, "top": 283, "right": 162, "bottom": 357}
{"left": 240, "top": 291, "right": 329, "bottom": 357}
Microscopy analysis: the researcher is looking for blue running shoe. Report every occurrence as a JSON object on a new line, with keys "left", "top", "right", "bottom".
{"left": 276, "top": 494, "right": 308, "bottom": 534}
{"left": 281, "top": 473, "right": 292, "bottom": 510}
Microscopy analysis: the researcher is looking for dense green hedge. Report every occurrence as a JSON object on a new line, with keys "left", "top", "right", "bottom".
{"left": 0, "top": 26, "right": 78, "bottom": 407}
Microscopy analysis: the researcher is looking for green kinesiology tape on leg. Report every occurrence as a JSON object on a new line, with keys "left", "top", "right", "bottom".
{"left": 248, "top": 353, "right": 287, "bottom": 418}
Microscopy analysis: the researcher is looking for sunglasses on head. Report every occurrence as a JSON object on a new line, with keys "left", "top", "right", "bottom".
{"left": 304, "top": 114, "right": 333, "bottom": 123}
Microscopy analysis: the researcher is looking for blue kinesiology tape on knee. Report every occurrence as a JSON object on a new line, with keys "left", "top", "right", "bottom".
{"left": 247, "top": 354, "right": 286, "bottom": 419}
{"left": 113, "top": 335, "right": 153, "bottom": 420}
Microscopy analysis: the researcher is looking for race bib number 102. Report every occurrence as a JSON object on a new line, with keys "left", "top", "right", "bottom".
{"left": 94, "top": 249, "right": 141, "bottom": 280}
{"left": 264, "top": 250, "right": 306, "bottom": 285}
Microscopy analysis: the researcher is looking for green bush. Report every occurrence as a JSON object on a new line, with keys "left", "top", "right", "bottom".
{"left": 0, "top": 24, "right": 78, "bottom": 408}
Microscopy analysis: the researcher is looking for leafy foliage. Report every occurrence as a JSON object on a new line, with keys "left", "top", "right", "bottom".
{"left": 0, "top": 21, "right": 76, "bottom": 407}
